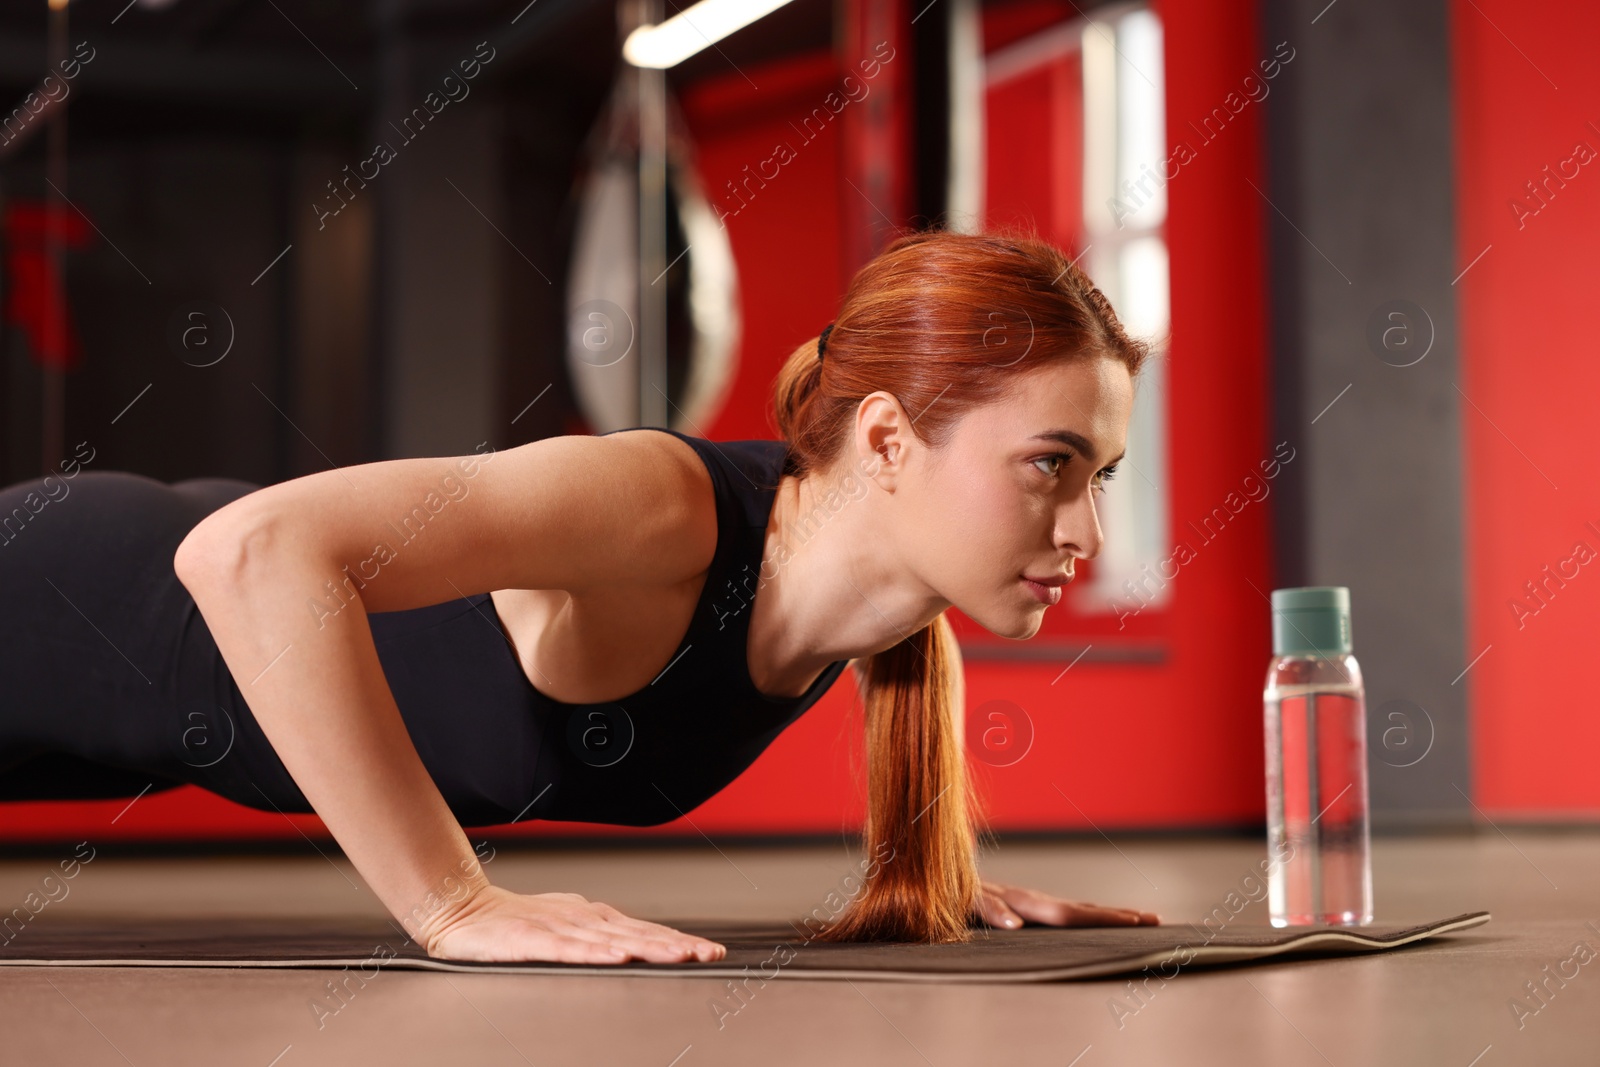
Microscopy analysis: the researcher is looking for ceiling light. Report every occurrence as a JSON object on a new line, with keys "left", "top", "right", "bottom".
{"left": 623, "top": 0, "right": 799, "bottom": 69}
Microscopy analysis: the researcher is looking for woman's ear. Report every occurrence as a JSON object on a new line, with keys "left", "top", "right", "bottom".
{"left": 852, "top": 391, "right": 914, "bottom": 486}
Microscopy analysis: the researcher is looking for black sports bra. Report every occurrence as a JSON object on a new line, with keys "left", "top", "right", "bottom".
{"left": 506, "top": 426, "right": 852, "bottom": 826}
{"left": 197, "top": 427, "right": 851, "bottom": 830}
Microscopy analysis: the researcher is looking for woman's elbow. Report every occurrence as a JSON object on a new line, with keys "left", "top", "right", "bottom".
{"left": 174, "top": 504, "right": 281, "bottom": 592}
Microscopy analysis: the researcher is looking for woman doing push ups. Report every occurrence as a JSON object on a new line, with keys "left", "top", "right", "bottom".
{"left": 0, "top": 227, "right": 1160, "bottom": 963}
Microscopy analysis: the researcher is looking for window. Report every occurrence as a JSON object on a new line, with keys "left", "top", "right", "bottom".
{"left": 979, "top": 1, "right": 1172, "bottom": 643}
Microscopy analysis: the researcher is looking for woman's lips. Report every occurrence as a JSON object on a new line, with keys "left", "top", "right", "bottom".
{"left": 1021, "top": 576, "right": 1063, "bottom": 605}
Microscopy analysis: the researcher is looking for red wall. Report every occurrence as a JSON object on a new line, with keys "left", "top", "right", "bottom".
{"left": 1451, "top": 0, "right": 1600, "bottom": 819}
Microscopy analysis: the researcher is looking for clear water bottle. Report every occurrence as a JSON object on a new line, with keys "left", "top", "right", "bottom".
{"left": 1263, "top": 586, "right": 1374, "bottom": 926}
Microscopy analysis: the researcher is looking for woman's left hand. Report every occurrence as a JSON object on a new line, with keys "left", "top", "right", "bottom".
{"left": 975, "top": 879, "right": 1161, "bottom": 929}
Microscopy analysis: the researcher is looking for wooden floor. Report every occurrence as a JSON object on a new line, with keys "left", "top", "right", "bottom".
{"left": 0, "top": 829, "right": 1595, "bottom": 1066}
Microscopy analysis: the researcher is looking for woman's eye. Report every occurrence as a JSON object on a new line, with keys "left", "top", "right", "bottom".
{"left": 1032, "top": 454, "right": 1067, "bottom": 477}
{"left": 1034, "top": 453, "right": 1119, "bottom": 489}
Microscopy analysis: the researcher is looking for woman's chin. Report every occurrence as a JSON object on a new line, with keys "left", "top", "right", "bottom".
{"left": 1014, "top": 613, "right": 1046, "bottom": 639}
{"left": 968, "top": 608, "right": 1045, "bottom": 641}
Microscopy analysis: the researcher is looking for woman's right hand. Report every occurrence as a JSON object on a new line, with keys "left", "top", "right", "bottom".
{"left": 421, "top": 884, "right": 728, "bottom": 964}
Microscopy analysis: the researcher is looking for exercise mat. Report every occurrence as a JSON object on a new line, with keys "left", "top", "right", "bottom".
{"left": 0, "top": 910, "right": 1490, "bottom": 982}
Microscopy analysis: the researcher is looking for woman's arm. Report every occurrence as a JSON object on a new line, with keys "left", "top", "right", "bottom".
{"left": 173, "top": 431, "right": 723, "bottom": 963}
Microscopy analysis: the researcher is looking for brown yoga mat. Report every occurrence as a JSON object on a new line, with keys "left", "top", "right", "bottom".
{"left": 0, "top": 910, "right": 1490, "bottom": 982}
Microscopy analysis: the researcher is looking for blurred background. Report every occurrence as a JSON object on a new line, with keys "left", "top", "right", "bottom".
{"left": 0, "top": 0, "right": 1594, "bottom": 848}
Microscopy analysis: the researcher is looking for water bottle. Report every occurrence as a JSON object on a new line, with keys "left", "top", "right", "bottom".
{"left": 1263, "top": 586, "right": 1374, "bottom": 926}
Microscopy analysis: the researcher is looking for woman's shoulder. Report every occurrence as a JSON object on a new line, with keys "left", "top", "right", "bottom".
{"left": 597, "top": 427, "right": 789, "bottom": 512}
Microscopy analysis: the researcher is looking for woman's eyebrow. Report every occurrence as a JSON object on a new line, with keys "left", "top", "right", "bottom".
{"left": 1028, "top": 429, "right": 1127, "bottom": 467}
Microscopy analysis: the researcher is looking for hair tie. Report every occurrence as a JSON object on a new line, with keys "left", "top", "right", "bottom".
{"left": 817, "top": 322, "right": 834, "bottom": 362}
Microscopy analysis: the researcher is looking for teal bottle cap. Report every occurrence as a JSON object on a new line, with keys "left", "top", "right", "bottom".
{"left": 1270, "top": 586, "right": 1353, "bottom": 657}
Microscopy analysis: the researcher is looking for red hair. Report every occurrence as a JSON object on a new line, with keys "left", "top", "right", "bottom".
{"left": 772, "top": 225, "right": 1152, "bottom": 943}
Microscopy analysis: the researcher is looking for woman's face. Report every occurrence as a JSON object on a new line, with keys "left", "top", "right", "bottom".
{"left": 889, "top": 356, "right": 1135, "bottom": 639}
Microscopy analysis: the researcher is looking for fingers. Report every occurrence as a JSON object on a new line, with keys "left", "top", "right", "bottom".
{"left": 507, "top": 921, "right": 729, "bottom": 966}
{"left": 544, "top": 915, "right": 725, "bottom": 963}
{"left": 581, "top": 901, "right": 727, "bottom": 960}
{"left": 976, "top": 884, "right": 1027, "bottom": 929}
{"left": 433, "top": 921, "right": 632, "bottom": 964}
{"left": 1026, "top": 892, "right": 1157, "bottom": 926}
{"left": 981, "top": 883, "right": 1162, "bottom": 928}
{"left": 1058, "top": 902, "right": 1161, "bottom": 926}
{"left": 423, "top": 888, "right": 728, "bottom": 965}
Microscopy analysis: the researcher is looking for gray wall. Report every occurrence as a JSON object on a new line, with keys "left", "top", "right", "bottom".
{"left": 1261, "top": 0, "right": 1472, "bottom": 830}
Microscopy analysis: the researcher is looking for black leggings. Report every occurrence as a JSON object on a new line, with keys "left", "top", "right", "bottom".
{"left": 0, "top": 469, "right": 554, "bottom": 826}
{"left": 0, "top": 470, "right": 260, "bottom": 802}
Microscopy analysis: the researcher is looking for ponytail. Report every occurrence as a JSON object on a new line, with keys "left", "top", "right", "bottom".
{"left": 812, "top": 613, "right": 985, "bottom": 943}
